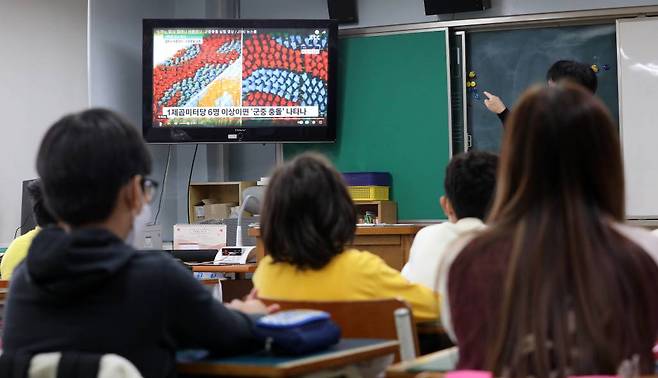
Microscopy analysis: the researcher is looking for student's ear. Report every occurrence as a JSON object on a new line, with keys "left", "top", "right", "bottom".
{"left": 122, "top": 176, "right": 144, "bottom": 217}
{"left": 440, "top": 196, "right": 458, "bottom": 223}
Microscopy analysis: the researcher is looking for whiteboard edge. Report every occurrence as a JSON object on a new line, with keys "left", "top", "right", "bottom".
{"left": 616, "top": 17, "right": 658, "bottom": 220}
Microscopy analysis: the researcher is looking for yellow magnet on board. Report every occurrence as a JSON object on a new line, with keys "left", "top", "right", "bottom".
{"left": 468, "top": 71, "right": 477, "bottom": 78}
{"left": 591, "top": 64, "right": 599, "bottom": 73}
{"left": 466, "top": 81, "right": 471, "bottom": 88}
{"left": 470, "top": 81, "right": 477, "bottom": 88}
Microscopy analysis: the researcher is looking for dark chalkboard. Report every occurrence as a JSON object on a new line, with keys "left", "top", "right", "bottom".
{"left": 465, "top": 23, "right": 619, "bottom": 152}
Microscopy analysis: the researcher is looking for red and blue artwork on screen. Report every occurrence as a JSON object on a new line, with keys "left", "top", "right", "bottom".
{"left": 152, "top": 31, "right": 242, "bottom": 126}
{"left": 242, "top": 31, "right": 329, "bottom": 122}
{"left": 151, "top": 27, "right": 330, "bottom": 128}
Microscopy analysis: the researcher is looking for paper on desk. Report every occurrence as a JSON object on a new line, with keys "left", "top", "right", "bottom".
{"left": 173, "top": 224, "right": 227, "bottom": 250}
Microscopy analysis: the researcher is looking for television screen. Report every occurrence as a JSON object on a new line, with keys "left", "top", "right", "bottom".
{"left": 143, "top": 19, "right": 337, "bottom": 143}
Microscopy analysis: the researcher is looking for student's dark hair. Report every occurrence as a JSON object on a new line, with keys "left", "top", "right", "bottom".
{"left": 483, "top": 84, "right": 657, "bottom": 376}
{"left": 26, "top": 179, "right": 56, "bottom": 227}
{"left": 261, "top": 153, "right": 356, "bottom": 270}
{"left": 444, "top": 151, "right": 498, "bottom": 220}
{"left": 546, "top": 60, "right": 598, "bottom": 93}
{"left": 36, "top": 108, "right": 152, "bottom": 227}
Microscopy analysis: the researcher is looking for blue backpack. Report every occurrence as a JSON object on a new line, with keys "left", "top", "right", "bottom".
{"left": 254, "top": 310, "right": 341, "bottom": 355}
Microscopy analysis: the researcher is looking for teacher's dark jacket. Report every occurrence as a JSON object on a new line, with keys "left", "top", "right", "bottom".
{"left": 3, "top": 227, "right": 261, "bottom": 378}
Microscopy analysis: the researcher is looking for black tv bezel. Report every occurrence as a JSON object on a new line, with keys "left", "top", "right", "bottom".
{"left": 142, "top": 18, "right": 338, "bottom": 144}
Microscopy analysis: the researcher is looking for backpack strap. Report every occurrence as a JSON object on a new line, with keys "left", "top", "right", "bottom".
{"left": 57, "top": 352, "right": 101, "bottom": 378}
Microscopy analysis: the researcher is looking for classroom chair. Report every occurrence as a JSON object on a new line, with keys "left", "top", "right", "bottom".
{"left": 0, "top": 350, "right": 142, "bottom": 378}
{"left": 260, "top": 297, "right": 419, "bottom": 362}
{"left": 0, "top": 280, "right": 8, "bottom": 346}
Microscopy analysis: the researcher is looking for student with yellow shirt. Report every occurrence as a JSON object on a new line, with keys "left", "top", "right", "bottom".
{"left": 1, "top": 179, "right": 55, "bottom": 280}
{"left": 252, "top": 153, "right": 439, "bottom": 321}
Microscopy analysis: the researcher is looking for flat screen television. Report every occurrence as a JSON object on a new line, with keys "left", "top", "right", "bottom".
{"left": 142, "top": 19, "right": 338, "bottom": 144}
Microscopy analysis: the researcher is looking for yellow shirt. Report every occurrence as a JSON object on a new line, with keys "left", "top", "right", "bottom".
{"left": 1, "top": 227, "right": 40, "bottom": 280}
{"left": 253, "top": 249, "right": 439, "bottom": 321}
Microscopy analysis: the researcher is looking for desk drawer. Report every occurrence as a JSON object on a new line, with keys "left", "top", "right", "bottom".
{"left": 351, "top": 235, "right": 401, "bottom": 246}
{"left": 354, "top": 245, "right": 405, "bottom": 270}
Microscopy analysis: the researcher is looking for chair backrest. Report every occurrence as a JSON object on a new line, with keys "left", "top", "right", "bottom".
{"left": 0, "top": 351, "right": 143, "bottom": 378}
{"left": 260, "top": 297, "right": 419, "bottom": 360}
{"left": 0, "top": 280, "right": 9, "bottom": 304}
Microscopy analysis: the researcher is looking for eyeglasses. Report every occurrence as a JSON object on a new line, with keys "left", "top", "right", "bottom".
{"left": 140, "top": 178, "right": 159, "bottom": 203}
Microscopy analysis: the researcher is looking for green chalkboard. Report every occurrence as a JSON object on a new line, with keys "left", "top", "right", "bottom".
{"left": 284, "top": 30, "right": 451, "bottom": 220}
{"left": 465, "top": 23, "right": 619, "bottom": 152}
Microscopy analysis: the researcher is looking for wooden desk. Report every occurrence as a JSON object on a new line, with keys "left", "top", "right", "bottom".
{"left": 386, "top": 349, "right": 658, "bottom": 378}
{"left": 188, "top": 264, "right": 257, "bottom": 302}
{"left": 249, "top": 225, "right": 424, "bottom": 270}
{"left": 177, "top": 338, "right": 399, "bottom": 377}
{"left": 190, "top": 264, "right": 257, "bottom": 274}
{"left": 386, "top": 347, "right": 457, "bottom": 378}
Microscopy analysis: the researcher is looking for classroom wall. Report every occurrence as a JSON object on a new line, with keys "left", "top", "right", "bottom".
{"left": 0, "top": 0, "right": 88, "bottom": 246}
{"left": 89, "top": 0, "right": 278, "bottom": 241}
{"left": 470, "top": 0, "right": 658, "bottom": 19}
{"left": 240, "top": 0, "right": 658, "bottom": 26}
{"left": 82, "top": 0, "right": 658, "bottom": 240}
{"left": 89, "top": 0, "right": 224, "bottom": 242}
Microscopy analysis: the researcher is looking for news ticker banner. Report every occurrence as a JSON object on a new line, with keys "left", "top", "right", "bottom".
{"left": 162, "top": 106, "right": 319, "bottom": 118}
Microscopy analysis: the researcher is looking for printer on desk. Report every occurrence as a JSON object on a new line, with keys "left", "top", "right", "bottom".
{"left": 170, "top": 222, "right": 255, "bottom": 264}
{"left": 171, "top": 186, "right": 264, "bottom": 265}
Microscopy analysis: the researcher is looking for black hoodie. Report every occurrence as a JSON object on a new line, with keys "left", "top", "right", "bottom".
{"left": 3, "top": 227, "right": 261, "bottom": 378}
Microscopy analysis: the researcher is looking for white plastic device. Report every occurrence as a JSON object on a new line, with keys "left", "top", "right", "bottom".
{"left": 214, "top": 194, "right": 258, "bottom": 265}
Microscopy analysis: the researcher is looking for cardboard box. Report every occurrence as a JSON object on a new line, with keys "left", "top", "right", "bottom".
{"left": 193, "top": 199, "right": 237, "bottom": 222}
{"left": 173, "top": 224, "right": 227, "bottom": 251}
{"left": 188, "top": 181, "right": 257, "bottom": 223}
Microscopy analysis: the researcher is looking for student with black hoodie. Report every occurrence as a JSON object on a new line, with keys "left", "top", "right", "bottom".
{"left": 3, "top": 109, "right": 277, "bottom": 378}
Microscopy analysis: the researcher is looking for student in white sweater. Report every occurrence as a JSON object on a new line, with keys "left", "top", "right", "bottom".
{"left": 401, "top": 151, "right": 498, "bottom": 291}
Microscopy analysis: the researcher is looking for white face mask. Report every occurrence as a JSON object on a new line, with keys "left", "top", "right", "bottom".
{"left": 125, "top": 203, "right": 152, "bottom": 249}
